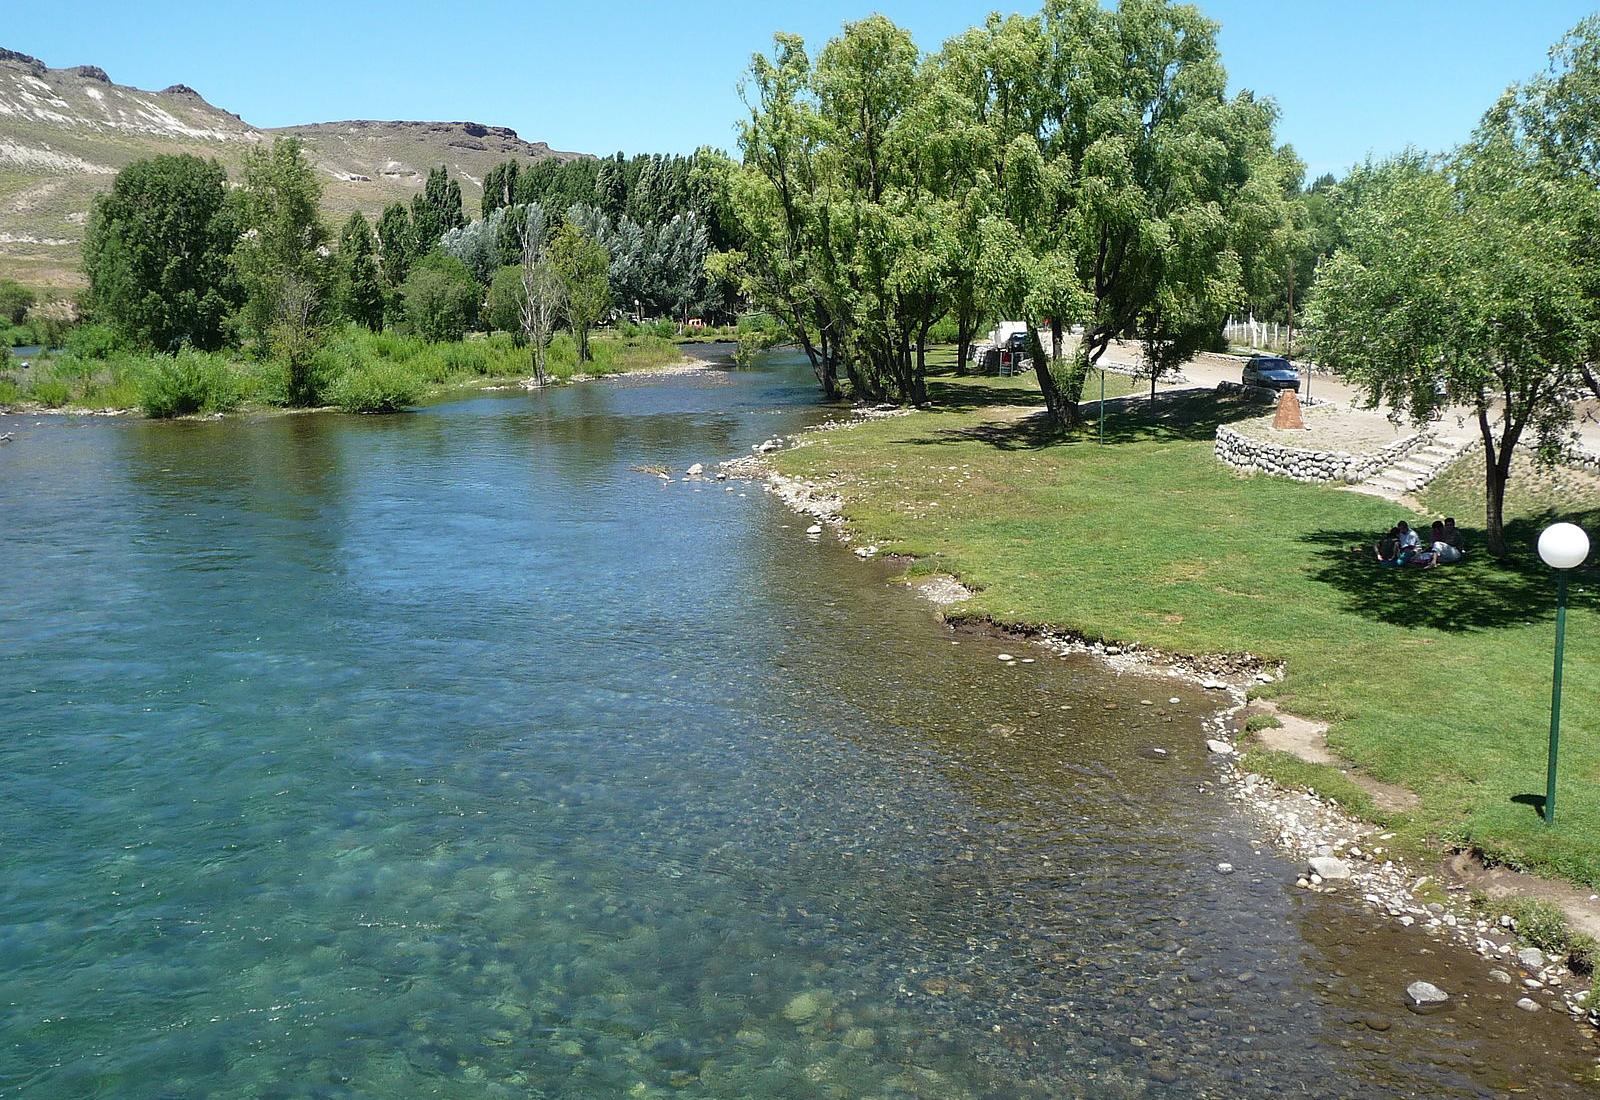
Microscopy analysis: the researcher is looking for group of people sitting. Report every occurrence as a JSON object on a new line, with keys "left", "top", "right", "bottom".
{"left": 1374, "top": 518, "right": 1465, "bottom": 568}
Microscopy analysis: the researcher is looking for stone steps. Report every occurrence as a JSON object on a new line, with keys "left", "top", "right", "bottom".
{"left": 1361, "top": 437, "right": 1475, "bottom": 496}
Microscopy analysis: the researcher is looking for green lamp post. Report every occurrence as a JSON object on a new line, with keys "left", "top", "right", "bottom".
{"left": 1537, "top": 521, "right": 1590, "bottom": 826}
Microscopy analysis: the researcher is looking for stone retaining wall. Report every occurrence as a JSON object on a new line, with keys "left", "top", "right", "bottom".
{"left": 1563, "top": 440, "right": 1600, "bottom": 475}
{"left": 1215, "top": 423, "right": 1430, "bottom": 484}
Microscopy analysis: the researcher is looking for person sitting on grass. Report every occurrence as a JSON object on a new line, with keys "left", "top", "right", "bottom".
{"left": 1375, "top": 527, "right": 1402, "bottom": 563}
{"left": 1443, "top": 517, "right": 1463, "bottom": 551}
{"left": 1429, "top": 520, "right": 1464, "bottom": 564}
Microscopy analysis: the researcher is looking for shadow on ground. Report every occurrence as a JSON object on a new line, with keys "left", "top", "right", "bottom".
{"left": 904, "top": 387, "right": 1269, "bottom": 451}
{"left": 1299, "top": 512, "right": 1600, "bottom": 633}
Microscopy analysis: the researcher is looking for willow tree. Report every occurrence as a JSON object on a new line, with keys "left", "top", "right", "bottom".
{"left": 812, "top": 16, "right": 953, "bottom": 404}
{"left": 722, "top": 33, "right": 846, "bottom": 398}
{"left": 983, "top": 0, "right": 1292, "bottom": 425}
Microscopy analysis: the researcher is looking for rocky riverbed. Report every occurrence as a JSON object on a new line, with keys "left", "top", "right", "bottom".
{"left": 728, "top": 404, "right": 1600, "bottom": 1041}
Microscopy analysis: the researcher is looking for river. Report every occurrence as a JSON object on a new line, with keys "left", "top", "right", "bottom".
{"left": 2, "top": 350, "right": 1597, "bottom": 1097}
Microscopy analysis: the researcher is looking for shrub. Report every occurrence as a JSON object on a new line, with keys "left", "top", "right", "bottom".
{"left": 65, "top": 323, "right": 124, "bottom": 360}
{"left": 0, "top": 377, "right": 21, "bottom": 406}
{"left": 546, "top": 331, "right": 579, "bottom": 376}
{"left": 0, "top": 279, "right": 36, "bottom": 325}
{"left": 330, "top": 359, "right": 423, "bottom": 413}
{"left": 136, "top": 350, "right": 237, "bottom": 418}
{"left": 928, "top": 314, "right": 962, "bottom": 344}
{"left": 401, "top": 251, "right": 480, "bottom": 342}
{"left": 31, "top": 376, "right": 72, "bottom": 408}
{"left": 486, "top": 265, "right": 525, "bottom": 340}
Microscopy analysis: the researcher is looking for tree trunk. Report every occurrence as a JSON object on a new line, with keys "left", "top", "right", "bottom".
{"left": 913, "top": 318, "right": 932, "bottom": 405}
{"left": 1034, "top": 319, "right": 1085, "bottom": 428}
{"left": 955, "top": 310, "right": 973, "bottom": 377}
{"left": 1477, "top": 402, "right": 1509, "bottom": 557}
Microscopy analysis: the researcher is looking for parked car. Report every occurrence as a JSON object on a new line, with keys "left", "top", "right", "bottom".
{"left": 1006, "top": 330, "right": 1030, "bottom": 355}
{"left": 1241, "top": 355, "right": 1301, "bottom": 391}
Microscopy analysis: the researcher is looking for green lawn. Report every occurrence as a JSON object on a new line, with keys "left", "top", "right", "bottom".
{"left": 774, "top": 361, "right": 1600, "bottom": 888}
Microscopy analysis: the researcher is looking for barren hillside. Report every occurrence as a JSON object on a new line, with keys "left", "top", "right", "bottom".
{"left": 0, "top": 48, "right": 584, "bottom": 289}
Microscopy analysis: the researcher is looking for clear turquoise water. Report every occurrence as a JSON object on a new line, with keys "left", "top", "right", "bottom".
{"left": 2, "top": 354, "right": 1597, "bottom": 1097}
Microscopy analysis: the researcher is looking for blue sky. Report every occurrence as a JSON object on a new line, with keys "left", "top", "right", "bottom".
{"left": 8, "top": 1, "right": 1598, "bottom": 179}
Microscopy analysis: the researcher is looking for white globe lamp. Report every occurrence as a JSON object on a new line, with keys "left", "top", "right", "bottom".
{"left": 1538, "top": 522, "right": 1589, "bottom": 570}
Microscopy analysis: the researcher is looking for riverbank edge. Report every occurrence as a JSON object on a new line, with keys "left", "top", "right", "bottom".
{"left": 0, "top": 353, "right": 723, "bottom": 421}
{"left": 722, "top": 411, "right": 1600, "bottom": 1032}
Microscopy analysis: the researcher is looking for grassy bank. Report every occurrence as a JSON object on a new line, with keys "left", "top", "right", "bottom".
{"left": 0, "top": 325, "right": 689, "bottom": 417}
{"left": 772, "top": 356, "right": 1600, "bottom": 889}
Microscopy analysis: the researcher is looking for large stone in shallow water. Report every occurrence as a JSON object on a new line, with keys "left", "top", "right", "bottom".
{"left": 783, "top": 991, "right": 825, "bottom": 1023}
{"left": 1307, "top": 856, "right": 1352, "bottom": 881}
{"left": 1405, "top": 981, "right": 1449, "bottom": 1009}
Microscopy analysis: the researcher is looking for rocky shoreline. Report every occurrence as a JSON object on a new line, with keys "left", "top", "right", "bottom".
{"left": 720, "top": 406, "right": 1600, "bottom": 1034}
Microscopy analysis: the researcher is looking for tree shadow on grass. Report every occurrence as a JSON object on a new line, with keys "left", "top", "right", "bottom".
{"left": 903, "top": 387, "right": 1268, "bottom": 451}
{"left": 923, "top": 376, "right": 1048, "bottom": 412}
{"left": 1298, "top": 511, "right": 1600, "bottom": 633}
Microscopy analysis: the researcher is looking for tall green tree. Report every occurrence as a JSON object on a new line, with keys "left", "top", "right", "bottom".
{"left": 722, "top": 33, "right": 846, "bottom": 397}
{"left": 596, "top": 156, "right": 627, "bottom": 220}
{"left": 482, "top": 160, "right": 521, "bottom": 218}
{"left": 376, "top": 202, "right": 416, "bottom": 288}
{"left": 401, "top": 251, "right": 480, "bottom": 342}
{"left": 411, "top": 166, "right": 466, "bottom": 255}
{"left": 1306, "top": 144, "right": 1599, "bottom": 555}
{"left": 232, "top": 136, "right": 330, "bottom": 403}
{"left": 550, "top": 221, "right": 611, "bottom": 362}
{"left": 334, "top": 212, "right": 384, "bottom": 331}
{"left": 82, "top": 154, "right": 237, "bottom": 350}
{"left": 1011, "top": 0, "right": 1293, "bottom": 425}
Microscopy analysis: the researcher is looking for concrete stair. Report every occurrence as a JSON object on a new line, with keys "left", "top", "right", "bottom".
{"left": 1362, "top": 439, "right": 1471, "bottom": 495}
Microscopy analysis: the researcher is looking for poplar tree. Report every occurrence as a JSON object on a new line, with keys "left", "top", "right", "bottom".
{"left": 335, "top": 212, "right": 384, "bottom": 330}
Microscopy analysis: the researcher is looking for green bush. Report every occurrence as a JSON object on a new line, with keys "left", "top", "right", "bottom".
{"left": 401, "top": 252, "right": 480, "bottom": 342}
{"left": 65, "top": 323, "right": 125, "bottom": 360}
{"left": 136, "top": 350, "right": 237, "bottom": 418}
{"left": 0, "top": 377, "right": 21, "bottom": 406}
{"left": 927, "top": 314, "right": 962, "bottom": 344}
{"left": 31, "top": 376, "right": 72, "bottom": 408}
{"left": 330, "top": 359, "right": 423, "bottom": 413}
{"left": 486, "top": 265, "right": 525, "bottom": 339}
{"left": 0, "top": 279, "right": 36, "bottom": 325}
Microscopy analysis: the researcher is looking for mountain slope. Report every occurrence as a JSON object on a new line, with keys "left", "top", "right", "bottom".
{"left": 0, "top": 49, "right": 584, "bottom": 289}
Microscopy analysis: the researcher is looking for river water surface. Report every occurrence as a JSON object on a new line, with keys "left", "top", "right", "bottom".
{"left": 3, "top": 352, "right": 1598, "bottom": 1097}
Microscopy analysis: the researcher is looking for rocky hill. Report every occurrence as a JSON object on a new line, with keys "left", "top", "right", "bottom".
{"left": 0, "top": 48, "right": 585, "bottom": 289}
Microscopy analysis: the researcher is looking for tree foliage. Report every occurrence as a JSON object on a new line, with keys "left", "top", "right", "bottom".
{"left": 411, "top": 166, "right": 467, "bottom": 255}
{"left": 233, "top": 137, "right": 330, "bottom": 362}
{"left": 719, "top": 1, "right": 1293, "bottom": 414}
{"left": 82, "top": 154, "right": 237, "bottom": 350}
{"left": 401, "top": 251, "right": 480, "bottom": 342}
{"left": 1307, "top": 146, "right": 1600, "bottom": 555}
{"left": 377, "top": 202, "right": 416, "bottom": 289}
{"left": 441, "top": 207, "right": 510, "bottom": 284}
{"left": 334, "top": 212, "right": 385, "bottom": 331}
{"left": 550, "top": 221, "right": 611, "bottom": 363}
{"left": 0, "top": 279, "right": 36, "bottom": 326}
